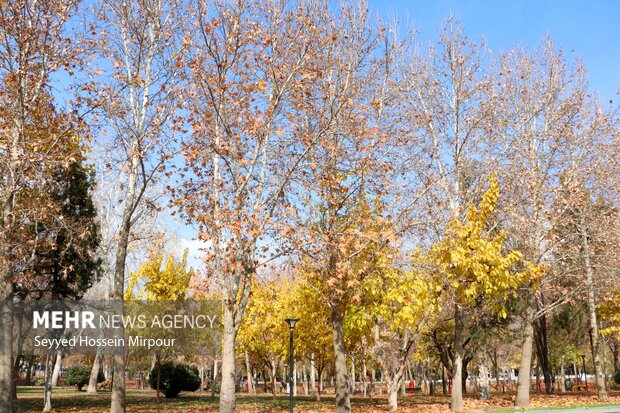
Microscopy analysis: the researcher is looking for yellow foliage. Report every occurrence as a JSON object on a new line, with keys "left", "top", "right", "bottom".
{"left": 237, "top": 277, "right": 291, "bottom": 358}
{"left": 427, "top": 174, "right": 543, "bottom": 316}
{"left": 599, "top": 289, "right": 620, "bottom": 339}
{"left": 125, "top": 247, "right": 194, "bottom": 300}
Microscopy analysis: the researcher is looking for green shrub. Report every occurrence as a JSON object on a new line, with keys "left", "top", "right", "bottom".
{"left": 149, "top": 362, "right": 200, "bottom": 398}
{"left": 66, "top": 364, "right": 104, "bottom": 391}
{"left": 614, "top": 369, "right": 620, "bottom": 385}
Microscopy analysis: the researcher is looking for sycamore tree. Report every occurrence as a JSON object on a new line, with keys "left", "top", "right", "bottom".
{"left": 491, "top": 39, "right": 618, "bottom": 406}
{"left": 172, "top": 1, "right": 324, "bottom": 412}
{"left": 0, "top": 1, "right": 86, "bottom": 408}
{"left": 89, "top": 0, "right": 187, "bottom": 410}
{"left": 426, "top": 176, "right": 542, "bottom": 412}
{"left": 290, "top": 7, "right": 407, "bottom": 412}
{"left": 551, "top": 179, "right": 619, "bottom": 400}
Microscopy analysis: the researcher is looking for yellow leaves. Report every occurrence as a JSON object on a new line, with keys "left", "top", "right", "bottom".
{"left": 426, "top": 175, "right": 542, "bottom": 316}
{"left": 125, "top": 246, "right": 194, "bottom": 301}
{"left": 598, "top": 288, "right": 620, "bottom": 339}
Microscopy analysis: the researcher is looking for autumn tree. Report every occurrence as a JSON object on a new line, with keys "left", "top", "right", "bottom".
{"left": 0, "top": 0, "right": 87, "bottom": 409}
{"left": 401, "top": 18, "right": 496, "bottom": 234}
{"left": 425, "top": 176, "right": 541, "bottom": 412}
{"left": 292, "top": 276, "right": 334, "bottom": 400}
{"left": 125, "top": 247, "right": 194, "bottom": 301}
{"left": 490, "top": 38, "right": 618, "bottom": 406}
{"left": 237, "top": 277, "right": 292, "bottom": 398}
{"left": 125, "top": 247, "right": 194, "bottom": 399}
{"left": 172, "top": 1, "right": 323, "bottom": 411}
{"left": 89, "top": 0, "right": 186, "bottom": 410}
{"left": 400, "top": 18, "right": 504, "bottom": 411}
{"left": 288, "top": 5, "right": 407, "bottom": 411}
{"left": 551, "top": 177, "right": 619, "bottom": 400}
{"left": 363, "top": 263, "right": 436, "bottom": 412}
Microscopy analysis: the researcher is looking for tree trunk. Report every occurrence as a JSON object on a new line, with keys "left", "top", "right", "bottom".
{"left": 220, "top": 306, "right": 238, "bottom": 413}
{"left": 245, "top": 351, "right": 255, "bottom": 394}
{"left": 270, "top": 360, "right": 278, "bottom": 398}
{"left": 560, "top": 357, "right": 566, "bottom": 393}
{"left": 581, "top": 219, "right": 608, "bottom": 401}
{"left": 155, "top": 352, "right": 161, "bottom": 401}
{"left": 212, "top": 359, "right": 218, "bottom": 397}
{"left": 51, "top": 352, "right": 63, "bottom": 388}
{"left": 0, "top": 286, "right": 13, "bottom": 411}
{"left": 534, "top": 313, "right": 553, "bottom": 394}
{"left": 302, "top": 362, "right": 308, "bottom": 396}
{"left": 25, "top": 355, "right": 34, "bottom": 386}
{"left": 43, "top": 351, "right": 56, "bottom": 412}
{"left": 451, "top": 304, "right": 464, "bottom": 412}
{"left": 479, "top": 356, "right": 489, "bottom": 400}
{"left": 350, "top": 357, "right": 355, "bottom": 394}
{"left": 515, "top": 295, "right": 535, "bottom": 408}
{"left": 11, "top": 310, "right": 26, "bottom": 400}
{"left": 442, "top": 366, "right": 447, "bottom": 395}
{"left": 87, "top": 351, "right": 102, "bottom": 394}
{"left": 362, "top": 361, "right": 367, "bottom": 398}
{"left": 332, "top": 308, "right": 351, "bottom": 413}
{"left": 200, "top": 365, "right": 204, "bottom": 393}
{"left": 318, "top": 367, "right": 323, "bottom": 401}
{"left": 110, "top": 142, "right": 140, "bottom": 413}
{"left": 310, "top": 354, "right": 317, "bottom": 398}
{"left": 610, "top": 340, "right": 618, "bottom": 372}
{"left": 387, "top": 380, "right": 399, "bottom": 413}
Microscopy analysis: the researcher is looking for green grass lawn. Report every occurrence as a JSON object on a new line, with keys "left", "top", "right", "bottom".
{"left": 14, "top": 387, "right": 620, "bottom": 413}
{"left": 15, "top": 388, "right": 396, "bottom": 412}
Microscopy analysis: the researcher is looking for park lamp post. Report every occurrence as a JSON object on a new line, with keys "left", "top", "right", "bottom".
{"left": 285, "top": 318, "right": 300, "bottom": 413}
{"left": 579, "top": 354, "right": 588, "bottom": 392}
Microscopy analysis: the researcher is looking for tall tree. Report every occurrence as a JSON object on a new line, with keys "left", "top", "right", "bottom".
{"left": 552, "top": 178, "right": 618, "bottom": 401}
{"left": 426, "top": 176, "right": 542, "bottom": 412}
{"left": 401, "top": 18, "right": 498, "bottom": 412}
{"left": 0, "top": 1, "right": 84, "bottom": 408}
{"left": 492, "top": 38, "right": 617, "bottom": 407}
{"left": 290, "top": 6, "right": 405, "bottom": 411}
{"left": 20, "top": 162, "right": 102, "bottom": 300}
{"left": 365, "top": 263, "right": 435, "bottom": 412}
{"left": 173, "top": 1, "right": 320, "bottom": 411}
{"left": 91, "top": 0, "right": 185, "bottom": 410}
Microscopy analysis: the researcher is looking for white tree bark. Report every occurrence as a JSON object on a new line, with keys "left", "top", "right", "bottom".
{"left": 310, "top": 354, "right": 317, "bottom": 398}
{"left": 581, "top": 218, "right": 609, "bottom": 401}
{"left": 479, "top": 357, "right": 489, "bottom": 400}
{"left": 42, "top": 351, "right": 56, "bottom": 412}
{"left": 516, "top": 297, "right": 535, "bottom": 408}
{"left": 87, "top": 352, "right": 102, "bottom": 394}
{"left": 51, "top": 352, "right": 63, "bottom": 388}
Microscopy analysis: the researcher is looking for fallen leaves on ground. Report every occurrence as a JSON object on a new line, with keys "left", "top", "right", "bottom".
{"left": 16, "top": 390, "right": 620, "bottom": 412}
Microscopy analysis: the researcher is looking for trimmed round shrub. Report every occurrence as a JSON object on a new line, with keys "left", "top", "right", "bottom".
{"left": 149, "top": 362, "right": 200, "bottom": 398}
{"left": 66, "top": 363, "right": 104, "bottom": 391}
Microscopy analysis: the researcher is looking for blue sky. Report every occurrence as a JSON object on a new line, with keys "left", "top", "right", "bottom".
{"left": 143, "top": 0, "right": 620, "bottom": 271}
{"left": 368, "top": 0, "right": 620, "bottom": 102}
